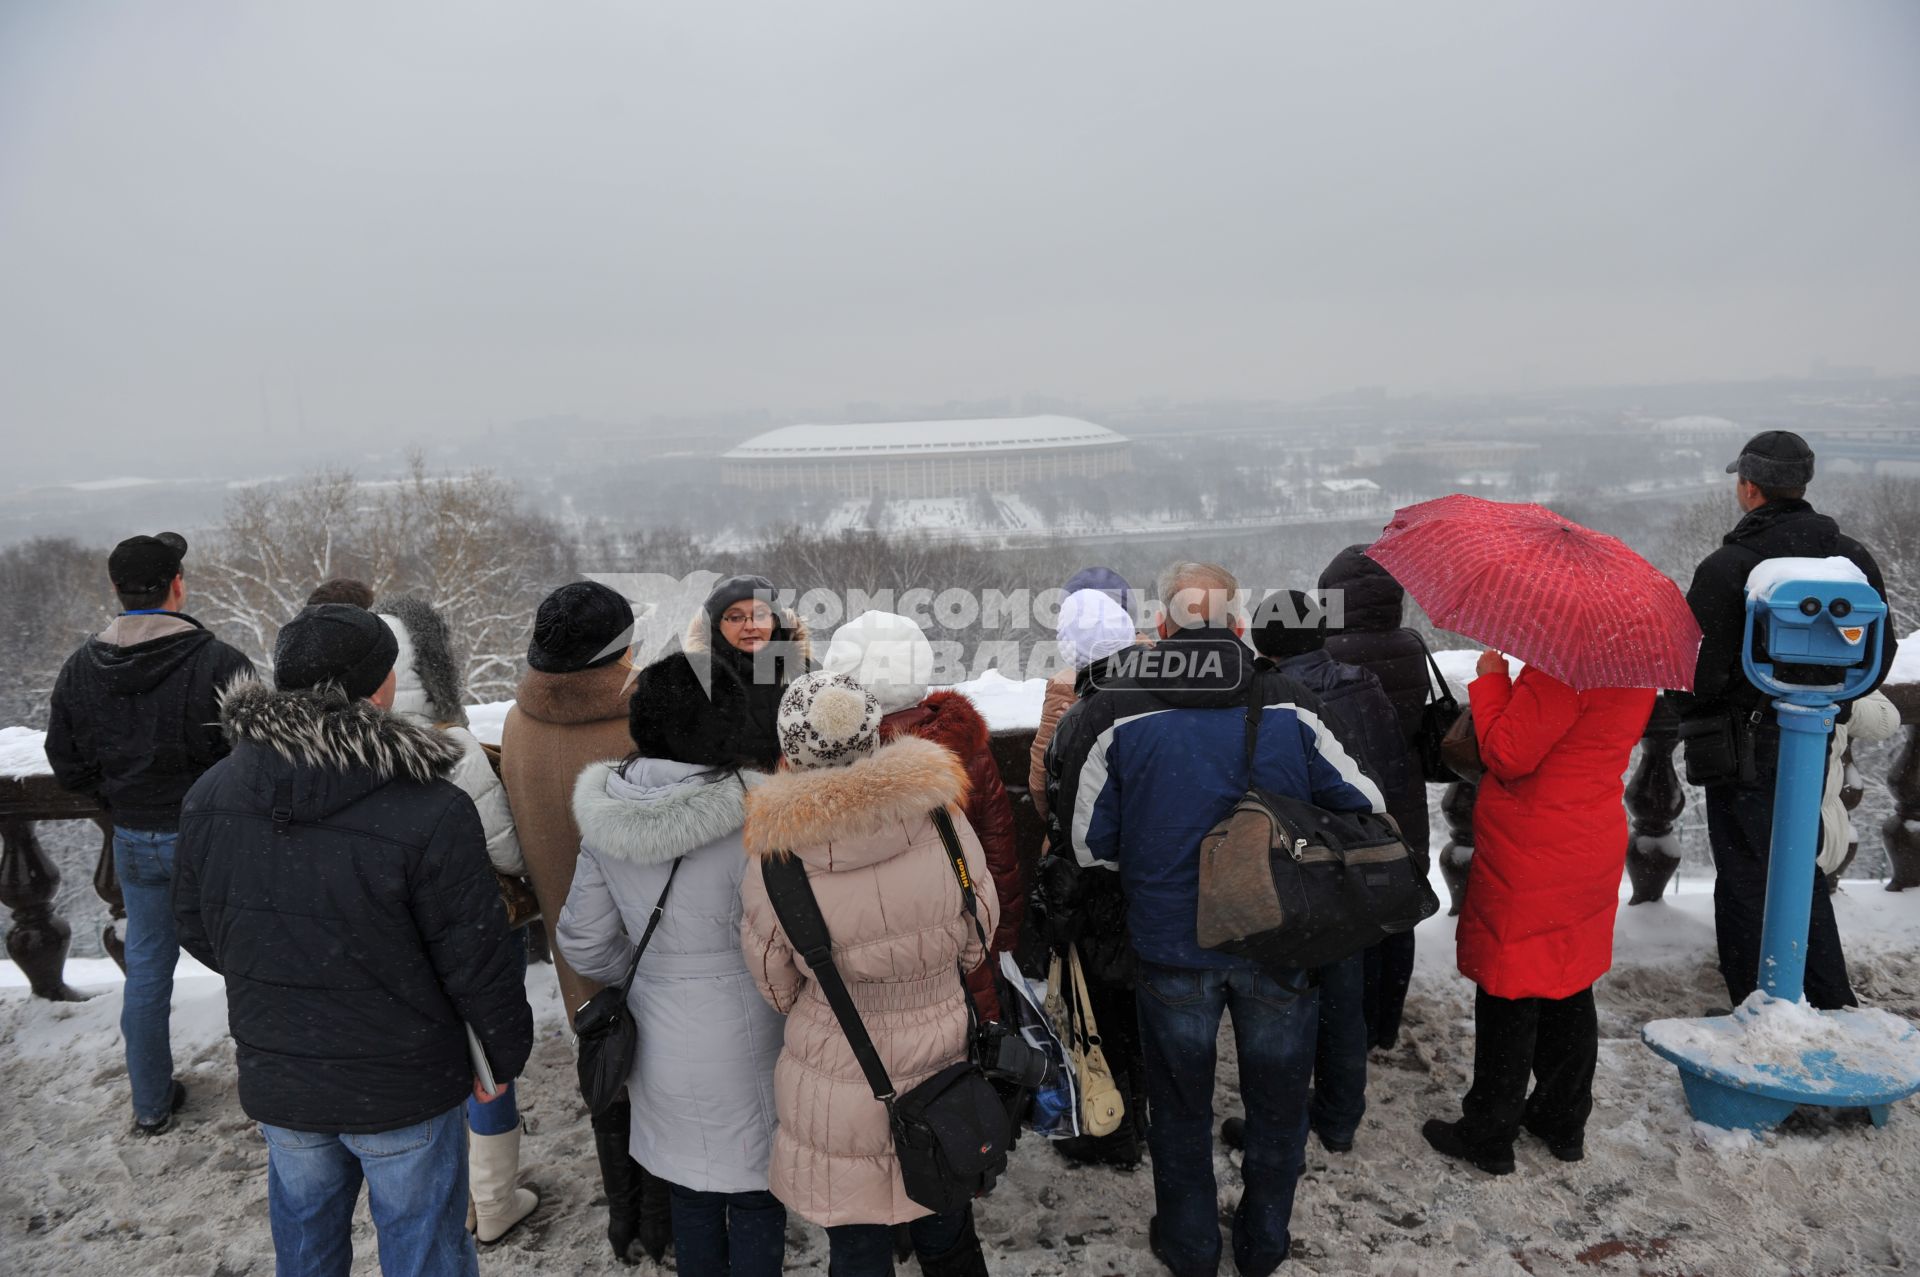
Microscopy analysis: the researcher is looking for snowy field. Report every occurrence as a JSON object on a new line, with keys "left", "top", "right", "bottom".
{"left": 5, "top": 875, "right": 1919, "bottom": 1277}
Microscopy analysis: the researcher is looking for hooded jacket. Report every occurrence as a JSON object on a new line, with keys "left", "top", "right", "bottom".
{"left": 739, "top": 736, "right": 997, "bottom": 1227}
{"left": 45, "top": 612, "right": 255, "bottom": 830}
{"left": 823, "top": 611, "right": 1022, "bottom": 1017}
{"left": 174, "top": 681, "right": 533, "bottom": 1133}
{"left": 1675, "top": 498, "right": 1897, "bottom": 724}
{"left": 1457, "top": 666, "right": 1655, "bottom": 999}
{"left": 558, "top": 758, "right": 783, "bottom": 1193}
{"left": 380, "top": 597, "right": 524, "bottom": 875}
{"left": 1045, "top": 625, "right": 1385, "bottom": 970}
{"left": 1318, "top": 544, "right": 1437, "bottom": 856}
{"left": 1819, "top": 690, "right": 1900, "bottom": 874}
{"left": 499, "top": 660, "right": 635, "bottom": 1019}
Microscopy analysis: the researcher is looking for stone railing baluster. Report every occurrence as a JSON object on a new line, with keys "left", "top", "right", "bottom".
{"left": 1438, "top": 781, "right": 1476, "bottom": 917}
{"left": 1885, "top": 724, "right": 1920, "bottom": 892}
{"left": 0, "top": 812, "right": 84, "bottom": 1001}
{"left": 90, "top": 816, "right": 126, "bottom": 970}
{"left": 1624, "top": 708, "right": 1686, "bottom": 904}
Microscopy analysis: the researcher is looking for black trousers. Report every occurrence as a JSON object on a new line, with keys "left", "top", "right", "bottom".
{"left": 1455, "top": 986, "right": 1597, "bottom": 1153}
{"left": 1704, "top": 732, "right": 1856, "bottom": 1010}
{"left": 1362, "top": 930, "right": 1416, "bottom": 1049}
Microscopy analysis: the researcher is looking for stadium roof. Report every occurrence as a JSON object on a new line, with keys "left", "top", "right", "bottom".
{"left": 723, "top": 415, "right": 1126, "bottom": 460}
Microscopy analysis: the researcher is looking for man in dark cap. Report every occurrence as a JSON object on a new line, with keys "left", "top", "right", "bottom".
{"left": 175, "top": 604, "right": 531, "bottom": 1277}
{"left": 44, "top": 531, "right": 254, "bottom": 1137}
{"left": 1673, "top": 430, "right": 1898, "bottom": 1011}
{"left": 498, "top": 581, "right": 678, "bottom": 1264}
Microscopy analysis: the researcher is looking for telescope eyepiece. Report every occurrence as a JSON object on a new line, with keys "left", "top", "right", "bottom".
{"left": 1829, "top": 598, "right": 1852, "bottom": 619}
{"left": 1798, "top": 596, "right": 1822, "bottom": 617}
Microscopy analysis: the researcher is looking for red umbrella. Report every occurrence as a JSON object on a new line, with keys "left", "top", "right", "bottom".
{"left": 1364, "top": 494, "right": 1702, "bottom": 691}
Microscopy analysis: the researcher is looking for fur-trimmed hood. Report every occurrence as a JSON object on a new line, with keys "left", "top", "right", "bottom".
{"left": 513, "top": 661, "right": 633, "bottom": 727}
{"left": 572, "top": 757, "right": 754, "bottom": 866}
{"left": 220, "top": 678, "right": 463, "bottom": 820}
{"left": 375, "top": 595, "right": 467, "bottom": 728}
{"left": 879, "top": 689, "right": 989, "bottom": 759}
{"left": 742, "top": 735, "right": 968, "bottom": 867}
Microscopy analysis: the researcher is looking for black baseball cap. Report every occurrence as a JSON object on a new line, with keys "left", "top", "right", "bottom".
{"left": 1726, "top": 430, "right": 1815, "bottom": 488}
{"left": 108, "top": 532, "right": 189, "bottom": 593}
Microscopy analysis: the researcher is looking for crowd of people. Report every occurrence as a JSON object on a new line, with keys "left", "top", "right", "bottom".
{"left": 39, "top": 429, "right": 1899, "bottom": 1276}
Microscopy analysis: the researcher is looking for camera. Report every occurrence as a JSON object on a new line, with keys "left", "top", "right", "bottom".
{"left": 977, "top": 1021, "right": 1053, "bottom": 1091}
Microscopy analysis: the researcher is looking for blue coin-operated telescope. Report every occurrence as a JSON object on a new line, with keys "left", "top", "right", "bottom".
{"left": 1644, "top": 562, "right": 1920, "bottom": 1131}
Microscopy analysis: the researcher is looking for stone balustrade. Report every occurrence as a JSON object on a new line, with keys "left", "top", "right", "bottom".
{"left": 5, "top": 683, "right": 1917, "bottom": 999}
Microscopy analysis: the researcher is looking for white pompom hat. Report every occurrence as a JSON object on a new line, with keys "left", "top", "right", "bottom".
{"left": 776, "top": 671, "right": 883, "bottom": 769}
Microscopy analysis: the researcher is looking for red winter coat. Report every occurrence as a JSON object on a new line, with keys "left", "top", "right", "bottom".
{"left": 880, "top": 691, "right": 1022, "bottom": 1020}
{"left": 1456, "top": 667, "right": 1654, "bottom": 1000}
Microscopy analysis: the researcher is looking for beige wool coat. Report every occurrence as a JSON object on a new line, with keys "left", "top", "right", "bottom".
{"left": 498, "top": 660, "right": 634, "bottom": 1019}
{"left": 740, "top": 735, "right": 999, "bottom": 1228}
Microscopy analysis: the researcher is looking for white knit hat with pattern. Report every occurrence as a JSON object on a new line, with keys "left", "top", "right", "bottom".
{"left": 776, "top": 671, "right": 882, "bottom": 769}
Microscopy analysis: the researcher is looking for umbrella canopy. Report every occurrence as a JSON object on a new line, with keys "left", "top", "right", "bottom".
{"left": 1364, "top": 494, "right": 1702, "bottom": 692}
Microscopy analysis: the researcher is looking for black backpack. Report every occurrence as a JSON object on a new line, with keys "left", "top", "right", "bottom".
{"left": 1195, "top": 684, "right": 1439, "bottom": 970}
{"left": 761, "top": 809, "right": 1009, "bottom": 1214}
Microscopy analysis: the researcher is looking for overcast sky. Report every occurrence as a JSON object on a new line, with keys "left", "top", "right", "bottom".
{"left": 1, "top": 1, "right": 1915, "bottom": 473}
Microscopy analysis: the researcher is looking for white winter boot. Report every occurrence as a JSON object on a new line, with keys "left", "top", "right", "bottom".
{"left": 469, "top": 1126, "right": 540, "bottom": 1245}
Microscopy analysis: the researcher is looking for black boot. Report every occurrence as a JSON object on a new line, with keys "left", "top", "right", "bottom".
{"left": 1420, "top": 1118, "right": 1514, "bottom": 1176}
{"left": 590, "top": 1101, "right": 646, "bottom": 1264}
{"left": 636, "top": 1164, "right": 674, "bottom": 1263}
{"left": 918, "top": 1210, "right": 990, "bottom": 1277}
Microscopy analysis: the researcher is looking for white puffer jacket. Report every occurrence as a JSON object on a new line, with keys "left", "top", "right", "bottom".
{"left": 381, "top": 609, "right": 526, "bottom": 876}
{"left": 1819, "top": 691, "right": 1899, "bottom": 875}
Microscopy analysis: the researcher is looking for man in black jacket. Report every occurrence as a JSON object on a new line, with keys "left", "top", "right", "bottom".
{"left": 44, "top": 531, "right": 254, "bottom": 1136}
{"left": 174, "top": 605, "right": 531, "bottom": 1277}
{"left": 1674, "top": 431, "right": 1898, "bottom": 1011}
{"left": 1248, "top": 590, "right": 1409, "bottom": 1155}
{"left": 1319, "top": 544, "right": 1437, "bottom": 1049}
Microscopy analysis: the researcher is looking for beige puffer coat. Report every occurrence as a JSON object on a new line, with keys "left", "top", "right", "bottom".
{"left": 739, "top": 735, "right": 998, "bottom": 1228}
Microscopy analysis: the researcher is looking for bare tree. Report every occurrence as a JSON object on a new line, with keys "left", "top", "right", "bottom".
{"left": 192, "top": 457, "right": 570, "bottom": 701}
{"left": 0, "top": 538, "right": 115, "bottom": 730}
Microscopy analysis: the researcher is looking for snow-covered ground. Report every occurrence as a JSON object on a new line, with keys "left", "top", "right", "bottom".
{"left": 5, "top": 874, "right": 1918, "bottom": 1276}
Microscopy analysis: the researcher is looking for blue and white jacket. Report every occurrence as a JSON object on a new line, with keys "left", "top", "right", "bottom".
{"left": 1044, "top": 626, "right": 1386, "bottom": 970}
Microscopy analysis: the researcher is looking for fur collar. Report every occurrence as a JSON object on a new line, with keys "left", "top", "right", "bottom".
{"left": 742, "top": 735, "right": 967, "bottom": 857}
{"left": 512, "top": 661, "right": 633, "bottom": 726}
{"left": 572, "top": 759, "right": 748, "bottom": 866}
{"left": 221, "top": 678, "right": 463, "bottom": 783}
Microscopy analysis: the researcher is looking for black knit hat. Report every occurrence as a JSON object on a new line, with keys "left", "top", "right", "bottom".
{"left": 626, "top": 652, "right": 772, "bottom": 769}
{"left": 1726, "top": 430, "right": 1815, "bottom": 489}
{"left": 274, "top": 604, "right": 400, "bottom": 699}
{"left": 1250, "top": 589, "right": 1327, "bottom": 661}
{"left": 703, "top": 575, "right": 778, "bottom": 629}
{"left": 528, "top": 581, "right": 635, "bottom": 674}
{"left": 108, "top": 532, "right": 188, "bottom": 593}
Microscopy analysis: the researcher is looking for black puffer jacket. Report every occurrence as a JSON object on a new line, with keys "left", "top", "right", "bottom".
{"left": 1318, "top": 545, "right": 1434, "bottom": 855}
{"left": 174, "top": 681, "right": 533, "bottom": 1134}
{"left": 1673, "top": 499, "right": 1898, "bottom": 721}
{"left": 45, "top": 613, "right": 254, "bottom": 831}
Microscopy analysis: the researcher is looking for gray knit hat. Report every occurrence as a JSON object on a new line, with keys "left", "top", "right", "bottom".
{"left": 776, "top": 672, "right": 881, "bottom": 770}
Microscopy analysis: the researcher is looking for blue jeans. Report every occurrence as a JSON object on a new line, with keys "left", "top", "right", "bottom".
{"left": 669, "top": 1183, "right": 787, "bottom": 1277}
{"left": 1136, "top": 961, "right": 1316, "bottom": 1277}
{"left": 826, "top": 1209, "right": 970, "bottom": 1276}
{"left": 115, "top": 827, "right": 179, "bottom": 1124}
{"left": 465, "top": 929, "right": 527, "bottom": 1136}
{"left": 1310, "top": 952, "right": 1367, "bottom": 1146}
{"left": 261, "top": 1106, "right": 476, "bottom": 1277}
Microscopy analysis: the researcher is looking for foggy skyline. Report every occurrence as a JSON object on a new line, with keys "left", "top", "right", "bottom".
{"left": 2, "top": 1, "right": 1916, "bottom": 476}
